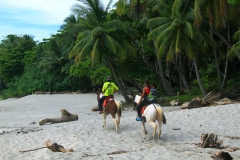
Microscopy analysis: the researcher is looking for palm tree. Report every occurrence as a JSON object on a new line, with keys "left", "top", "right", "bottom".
{"left": 117, "top": 0, "right": 176, "bottom": 96}
{"left": 147, "top": 0, "right": 216, "bottom": 96}
{"left": 194, "top": 0, "right": 240, "bottom": 89}
{"left": 37, "top": 38, "right": 68, "bottom": 73}
{"left": 69, "top": 0, "right": 138, "bottom": 103}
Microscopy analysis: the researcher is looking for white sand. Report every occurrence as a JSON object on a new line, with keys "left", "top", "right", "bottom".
{"left": 0, "top": 93, "right": 240, "bottom": 160}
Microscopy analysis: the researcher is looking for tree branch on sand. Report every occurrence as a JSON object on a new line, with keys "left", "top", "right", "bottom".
{"left": 38, "top": 109, "right": 78, "bottom": 125}
{"left": 19, "top": 140, "right": 73, "bottom": 153}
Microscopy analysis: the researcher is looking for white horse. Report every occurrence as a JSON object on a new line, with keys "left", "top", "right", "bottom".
{"left": 97, "top": 92, "right": 122, "bottom": 132}
{"left": 134, "top": 95, "right": 166, "bottom": 140}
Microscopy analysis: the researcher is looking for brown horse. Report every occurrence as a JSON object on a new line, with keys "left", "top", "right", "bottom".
{"left": 97, "top": 93, "right": 122, "bottom": 132}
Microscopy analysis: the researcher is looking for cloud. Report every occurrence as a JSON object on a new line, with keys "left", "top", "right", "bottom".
{"left": 0, "top": 0, "right": 117, "bottom": 42}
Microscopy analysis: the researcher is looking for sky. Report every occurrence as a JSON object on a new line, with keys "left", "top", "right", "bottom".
{"left": 0, "top": 0, "right": 116, "bottom": 42}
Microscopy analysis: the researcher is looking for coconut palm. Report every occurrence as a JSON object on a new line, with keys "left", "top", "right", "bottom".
{"left": 116, "top": 0, "right": 176, "bottom": 96}
{"left": 147, "top": 0, "right": 216, "bottom": 95}
{"left": 37, "top": 38, "right": 68, "bottom": 73}
{"left": 194, "top": 0, "right": 240, "bottom": 89}
{"left": 69, "top": 0, "right": 138, "bottom": 103}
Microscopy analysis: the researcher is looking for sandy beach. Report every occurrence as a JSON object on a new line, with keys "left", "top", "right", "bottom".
{"left": 0, "top": 93, "right": 240, "bottom": 160}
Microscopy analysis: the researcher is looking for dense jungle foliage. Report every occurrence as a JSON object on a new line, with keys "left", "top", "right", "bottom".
{"left": 1, "top": 0, "right": 240, "bottom": 103}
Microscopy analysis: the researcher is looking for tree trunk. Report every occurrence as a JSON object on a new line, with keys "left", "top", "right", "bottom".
{"left": 193, "top": 57, "right": 207, "bottom": 96}
{"left": 106, "top": 58, "right": 132, "bottom": 103}
{"left": 210, "top": 28, "right": 222, "bottom": 87}
{"left": 157, "top": 58, "right": 176, "bottom": 96}
{"left": 221, "top": 26, "right": 231, "bottom": 89}
{"left": 173, "top": 55, "right": 190, "bottom": 93}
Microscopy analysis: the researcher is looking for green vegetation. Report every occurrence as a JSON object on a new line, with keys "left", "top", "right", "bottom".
{"left": 1, "top": 0, "right": 240, "bottom": 102}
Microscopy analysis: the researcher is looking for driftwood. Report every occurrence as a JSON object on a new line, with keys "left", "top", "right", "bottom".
{"left": 45, "top": 140, "right": 73, "bottom": 153}
{"left": 179, "top": 92, "right": 222, "bottom": 109}
{"left": 210, "top": 151, "right": 233, "bottom": 160}
{"left": 170, "top": 99, "right": 180, "bottom": 106}
{"left": 19, "top": 140, "right": 73, "bottom": 153}
{"left": 91, "top": 106, "right": 99, "bottom": 111}
{"left": 39, "top": 109, "right": 78, "bottom": 125}
{"left": 200, "top": 133, "right": 223, "bottom": 148}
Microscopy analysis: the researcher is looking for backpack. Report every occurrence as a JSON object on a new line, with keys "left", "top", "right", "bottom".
{"left": 148, "top": 86, "right": 157, "bottom": 101}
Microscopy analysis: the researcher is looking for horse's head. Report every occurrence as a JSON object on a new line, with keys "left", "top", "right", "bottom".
{"left": 96, "top": 92, "right": 103, "bottom": 100}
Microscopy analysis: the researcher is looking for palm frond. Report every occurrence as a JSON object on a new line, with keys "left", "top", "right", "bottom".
{"left": 233, "top": 30, "right": 240, "bottom": 41}
{"left": 69, "top": 36, "right": 90, "bottom": 61}
{"left": 91, "top": 27, "right": 104, "bottom": 40}
{"left": 152, "top": 1, "right": 172, "bottom": 17}
{"left": 147, "top": 23, "right": 171, "bottom": 41}
{"left": 146, "top": 17, "right": 171, "bottom": 29}
{"left": 136, "top": 17, "right": 148, "bottom": 30}
{"left": 79, "top": 40, "right": 95, "bottom": 61}
{"left": 91, "top": 39, "right": 99, "bottom": 64}
{"left": 175, "top": 29, "right": 184, "bottom": 54}
{"left": 184, "top": 38, "right": 194, "bottom": 60}
{"left": 199, "top": 29, "right": 216, "bottom": 48}
{"left": 193, "top": 0, "right": 208, "bottom": 27}
{"left": 103, "top": 35, "right": 117, "bottom": 54}
{"left": 183, "top": 21, "right": 195, "bottom": 39}
{"left": 105, "top": 19, "right": 127, "bottom": 33}
{"left": 229, "top": 42, "right": 240, "bottom": 59}
{"left": 167, "top": 36, "right": 177, "bottom": 61}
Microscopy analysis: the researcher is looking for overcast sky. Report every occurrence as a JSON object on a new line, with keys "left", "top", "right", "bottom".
{"left": 0, "top": 0, "right": 116, "bottom": 42}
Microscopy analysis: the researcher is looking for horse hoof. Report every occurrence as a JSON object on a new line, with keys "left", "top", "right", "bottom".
{"left": 145, "top": 130, "right": 148, "bottom": 134}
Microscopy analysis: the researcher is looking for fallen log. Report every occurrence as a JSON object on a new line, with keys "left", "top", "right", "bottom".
{"left": 46, "top": 140, "right": 73, "bottom": 153}
{"left": 39, "top": 109, "right": 78, "bottom": 125}
{"left": 210, "top": 150, "right": 233, "bottom": 160}
{"left": 91, "top": 106, "right": 99, "bottom": 111}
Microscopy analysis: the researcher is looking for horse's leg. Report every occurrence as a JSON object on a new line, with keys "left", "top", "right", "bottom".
{"left": 157, "top": 119, "right": 162, "bottom": 140}
{"left": 103, "top": 113, "right": 106, "bottom": 129}
{"left": 117, "top": 111, "right": 121, "bottom": 125}
{"left": 142, "top": 121, "right": 147, "bottom": 139}
{"left": 148, "top": 121, "right": 157, "bottom": 140}
{"left": 113, "top": 117, "right": 118, "bottom": 132}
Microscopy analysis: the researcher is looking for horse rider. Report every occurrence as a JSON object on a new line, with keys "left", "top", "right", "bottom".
{"left": 98, "top": 76, "right": 119, "bottom": 114}
{"left": 136, "top": 79, "right": 157, "bottom": 121}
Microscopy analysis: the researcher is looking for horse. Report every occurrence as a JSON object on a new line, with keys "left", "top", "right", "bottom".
{"left": 96, "top": 92, "right": 122, "bottom": 132}
{"left": 134, "top": 95, "right": 166, "bottom": 140}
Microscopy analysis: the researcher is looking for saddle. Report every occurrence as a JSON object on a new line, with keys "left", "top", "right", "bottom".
{"left": 141, "top": 105, "right": 148, "bottom": 114}
{"left": 103, "top": 96, "right": 114, "bottom": 107}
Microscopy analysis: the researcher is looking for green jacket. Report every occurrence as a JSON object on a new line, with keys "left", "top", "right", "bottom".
{"left": 102, "top": 82, "right": 119, "bottom": 96}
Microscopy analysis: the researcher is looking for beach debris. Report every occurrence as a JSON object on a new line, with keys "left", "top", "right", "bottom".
{"left": 45, "top": 140, "right": 73, "bottom": 153}
{"left": 107, "top": 150, "right": 132, "bottom": 155}
{"left": 180, "top": 92, "right": 222, "bottom": 109}
{"left": 200, "top": 133, "right": 223, "bottom": 148}
{"left": 170, "top": 100, "right": 180, "bottom": 106}
{"left": 19, "top": 140, "right": 73, "bottom": 153}
{"left": 34, "top": 90, "right": 82, "bottom": 94}
{"left": 172, "top": 128, "right": 181, "bottom": 130}
{"left": 38, "top": 109, "right": 78, "bottom": 125}
{"left": 91, "top": 106, "right": 99, "bottom": 111}
{"left": 210, "top": 150, "right": 233, "bottom": 160}
{"left": 180, "top": 102, "right": 189, "bottom": 109}
{"left": 19, "top": 147, "right": 47, "bottom": 153}
{"left": 213, "top": 98, "right": 231, "bottom": 105}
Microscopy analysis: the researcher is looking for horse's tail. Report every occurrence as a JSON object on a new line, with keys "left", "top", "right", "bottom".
{"left": 115, "top": 100, "right": 122, "bottom": 117}
{"left": 156, "top": 106, "right": 166, "bottom": 124}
